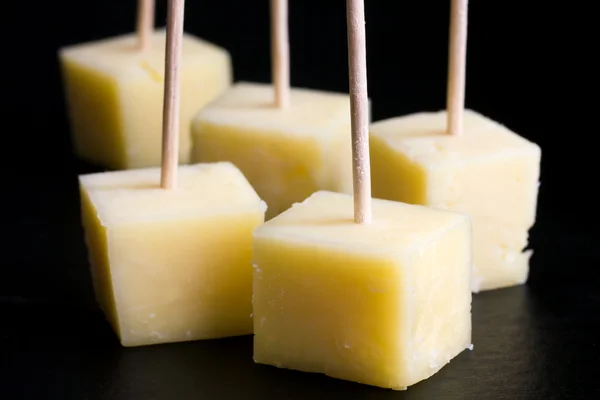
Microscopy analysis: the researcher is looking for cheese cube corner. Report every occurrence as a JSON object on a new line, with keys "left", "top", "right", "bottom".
{"left": 370, "top": 110, "right": 541, "bottom": 292}
{"left": 191, "top": 82, "right": 362, "bottom": 219}
{"left": 60, "top": 29, "right": 232, "bottom": 169}
{"left": 252, "top": 191, "right": 472, "bottom": 390}
{"left": 79, "top": 162, "right": 265, "bottom": 347}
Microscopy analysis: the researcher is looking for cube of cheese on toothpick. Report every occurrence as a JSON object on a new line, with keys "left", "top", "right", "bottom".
{"left": 80, "top": 162, "right": 265, "bottom": 347}
{"left": 370, "top": 110, "right": 541, "bottom": 292}
{"left": 191, "top": 82, "right": 359, "bottom": 219}
{"left": 252, "top": 191, "right": 472, "bottom": 389}
{"left": 60, "top": 29, "right": 232, "bottom": 169}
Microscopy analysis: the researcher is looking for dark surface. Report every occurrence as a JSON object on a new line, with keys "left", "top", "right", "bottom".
{"left": 2, "top": 0, "right": 599, "bottom": 399}
{"left": 5, "top": 273, "right": 599, "bottom": 400}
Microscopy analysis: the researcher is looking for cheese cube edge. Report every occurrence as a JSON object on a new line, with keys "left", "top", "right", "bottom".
{"left": 79, "top": 162, "right": 266, "bottom": 346}
{"left": 370, "top": 109, "right": 541, "bottom": 292}
{"left": 252, "top": 190, "right": 472, "bottom": 389}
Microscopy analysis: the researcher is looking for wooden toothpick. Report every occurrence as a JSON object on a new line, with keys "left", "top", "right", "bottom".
{"left": 137, "top": 0, "right": 155, "bottom": 51}
{"left": 160, "top": 0, "right": 185, "bottom": 189}
{"left": 346, "top": 0, "right": 371, "bottom": 224}
{"left": 271, "top": 0, "right": 290, "bottom": 109}
{"left": 446, "top": 0, "right": 468, "bottom": 136}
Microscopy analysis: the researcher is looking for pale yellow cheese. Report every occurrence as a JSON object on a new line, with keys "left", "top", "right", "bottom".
{"left": 252, "top": 191, "right": 472, "bottom": 390}
{"left": 191, "top": 82, "right": 361, "bottom": 219}
{"left": 60, "top": 29, "right": 232, "bottom": 169}
{"left": 370, "top": 110, "right": 541, "bottom": 292}
{"left": 79, "top": 162, "right": 265, "bottom": 347}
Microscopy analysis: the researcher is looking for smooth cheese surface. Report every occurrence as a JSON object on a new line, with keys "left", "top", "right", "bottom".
{"left": 191, "top": 82, "right": 358, "bottom": 219}
{"left": 80, "top": 162, "right": 266, "bottom": 347}
{"left": 252, "top": 191, "right": 472, "bottom": 390}
{"left": 60, "top": 29, "right": 232, "bottom": 169}
{"left": 370, "top": 109, "right": 541, "bottom": 291}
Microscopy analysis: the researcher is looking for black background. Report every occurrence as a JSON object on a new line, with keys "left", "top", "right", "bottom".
{"left": 2, "top": 0, "right": 598, "bottom": 399}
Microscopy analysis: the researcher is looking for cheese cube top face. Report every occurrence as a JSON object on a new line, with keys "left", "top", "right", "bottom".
{"left": 79, "top": 162, "right": 265, "bottom": 347}
{"left": 252, "top": 191, "right": 472, "bottom": 390}
{"left": 191, "top": 82, "right": 355, "bottom": 219}
{"left": 60, "top": 29, "right": 232, "bottom": 169}
{"left": 370, "top": 110, "right": 541, "bottom": 292}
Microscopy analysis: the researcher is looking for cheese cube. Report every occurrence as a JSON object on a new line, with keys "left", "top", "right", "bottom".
{"left": 79, "top": 162, "right": 265, "bottom": 347}
{"left": 60, "top": 29, "right": 232, "bottom": 169}
{"left": 252, "top": 191, "right": 472, "bottom": 390}
{"left": 191, "top": 82, "right": 358, "bottom": 219}
{"left": 370, "top": 110, "right": 541, "bottom": 292}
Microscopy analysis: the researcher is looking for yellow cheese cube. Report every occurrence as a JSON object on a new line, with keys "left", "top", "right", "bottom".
{"left": 191, "top": 82, "right": 358, "bottom": 219}
{"left": 79, "top": 162, "right": 265, "bottom": 347}
{"left": 252, "top": 191, "right": 472, "bottom": 390}
{"left": 60, "top": 29, "right": 232, "bottom": 169}
{"left": 370, "top": 110, "right": 541, "bottom": 292}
